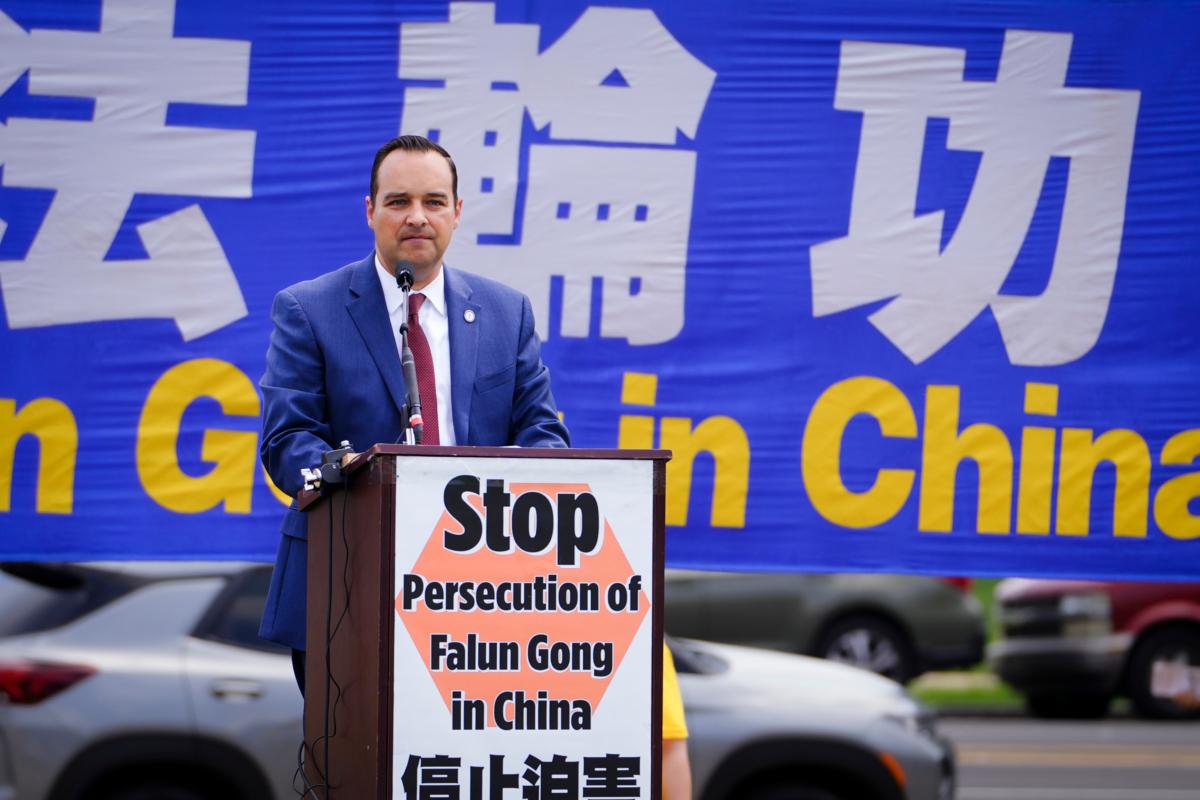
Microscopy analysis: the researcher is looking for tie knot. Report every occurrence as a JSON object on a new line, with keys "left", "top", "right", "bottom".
{"left": 408, "top": 293, "right": 425, "bottom": 320}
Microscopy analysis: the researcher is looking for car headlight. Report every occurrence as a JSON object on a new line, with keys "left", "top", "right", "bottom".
{"left": 1059, "top": 592, "right": 1112, "bottom": 636}
{"left": 882, "top": 712, "right": 918, "bottom": 735}
{"left": 882, "top": 707, "right": 939, "bottom": 740}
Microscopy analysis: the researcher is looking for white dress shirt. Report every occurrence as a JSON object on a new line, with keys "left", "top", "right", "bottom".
{"left": 375, "top": 256, "right": 456, "bottom": 445}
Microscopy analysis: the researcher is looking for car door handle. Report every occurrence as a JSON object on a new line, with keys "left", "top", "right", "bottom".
{"left": 210, "top": 678, "right": 264, "bottom": 701}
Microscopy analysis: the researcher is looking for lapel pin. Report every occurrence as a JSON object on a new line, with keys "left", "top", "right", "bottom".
{"left": 464, "top": 309, "right": 476, "bottom": 323}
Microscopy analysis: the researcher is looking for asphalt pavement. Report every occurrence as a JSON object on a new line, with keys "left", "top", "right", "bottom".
{"left": 941, "top": 716, "right": 1200, "bottom": 800}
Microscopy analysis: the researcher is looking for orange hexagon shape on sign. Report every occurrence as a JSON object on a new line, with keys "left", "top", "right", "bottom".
{"left": 396, "top": 482, "right": 650, "bottom": 728}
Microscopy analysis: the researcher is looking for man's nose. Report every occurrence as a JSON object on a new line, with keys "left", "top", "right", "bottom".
{"left": 406, "top": 204, "right": 429, "bottom": 226}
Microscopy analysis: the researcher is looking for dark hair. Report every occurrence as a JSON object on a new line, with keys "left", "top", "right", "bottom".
{"left": 369, "top": 135, "right": 458, "bottom": 202}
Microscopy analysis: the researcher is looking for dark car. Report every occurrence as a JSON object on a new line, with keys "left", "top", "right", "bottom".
{"left": 989, "top": 578, "right": 1200, "bottom": 719}
{"left": 665, "top": 571, "right": 986, "bottom": 684}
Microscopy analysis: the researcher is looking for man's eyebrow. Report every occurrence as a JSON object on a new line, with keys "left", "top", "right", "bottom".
{"left": 381, "top": 190, "right": 449, "bottom": 199}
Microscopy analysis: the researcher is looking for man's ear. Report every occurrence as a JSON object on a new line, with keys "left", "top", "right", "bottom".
{"left": 365, "top": 195, "right": 375, "bottom": 228}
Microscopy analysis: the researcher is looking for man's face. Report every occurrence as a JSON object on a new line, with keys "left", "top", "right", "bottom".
{"left": 366, "top": 149, "right": 463, "bottom": 286}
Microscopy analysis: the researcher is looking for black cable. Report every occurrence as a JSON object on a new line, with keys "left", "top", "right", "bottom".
{"left": 293, "top": 474, "right": 356, "bottom": 798}
{"left": 323, "top": 489, "right": 353, "bottom": 772}
{"left": 321, "top": 492, "right": 352, "bottom": 765}
{"left": 294, "top": 740, "right": 325, "bottom": 798}
{"left": 322, "top": 493, "right": 334, "bottom": 792}
{"left": 331, "top": 489, "right": 353, "bottom": 641}
{"left": 292, "top": 497, "right": 336, "bottom": 798}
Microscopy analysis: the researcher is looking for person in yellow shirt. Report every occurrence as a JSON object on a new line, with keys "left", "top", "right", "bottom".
{"left": 663, "top": 643, "right": 692, "bottom": 800}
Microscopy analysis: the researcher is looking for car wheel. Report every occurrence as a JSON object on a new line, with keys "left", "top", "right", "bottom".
{"left": 1025, "top": 691, "right": 1112, "bottom": 719}
{"left": 101, "top": 783, "right": 216, "bottom": 800}
{"left": 745, "top": 782, "right": 847, "bottom": 800}
{"left": 817, "top": 615, "right": 917, "bottom": 684}
{"left": 1127, "top": 626, "right": 1200, "bottom": 720}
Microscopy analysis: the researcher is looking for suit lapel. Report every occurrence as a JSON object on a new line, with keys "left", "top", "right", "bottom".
{"left": 445, "top": 267, "right": 480, "bottom": 444}
{"left": 346, "top": 254, "right": 407, "bottom": 416}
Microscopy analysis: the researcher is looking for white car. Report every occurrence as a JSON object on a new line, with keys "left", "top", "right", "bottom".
{"left": 0, "top": 562, "right": 953, "bottom": 800}
{"left": 674, "top": 637, "right": 954, "bottom": 800}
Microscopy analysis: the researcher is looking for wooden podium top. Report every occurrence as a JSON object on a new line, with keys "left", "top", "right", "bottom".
{"left": 362, "top": 444, "right": 670, "bottom": 460}
{"left": 298, "top": 445, "right": 671, "bottom": 510}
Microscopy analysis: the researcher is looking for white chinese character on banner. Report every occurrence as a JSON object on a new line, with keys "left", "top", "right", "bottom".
{"left": 399, "top": 3, "right": 715, "bottom": 344}
{"left": 0, "top": 0, "right": 255, "bottom": 341}
{"left": 810, "top": 30, "right": 1140, "bottom": 365}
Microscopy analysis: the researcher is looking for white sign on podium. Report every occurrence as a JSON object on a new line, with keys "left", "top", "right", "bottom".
{"left": 392, "top": 453, "right": 657, "bottom": 799}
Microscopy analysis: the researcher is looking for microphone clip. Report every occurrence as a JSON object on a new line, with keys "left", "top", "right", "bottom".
{"left": 301, "top": 440, "right": 355, "bottom": 493}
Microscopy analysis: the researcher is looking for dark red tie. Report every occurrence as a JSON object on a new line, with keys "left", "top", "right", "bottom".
{"left": 407, "top": 293, "right": 440, "bottom": 445}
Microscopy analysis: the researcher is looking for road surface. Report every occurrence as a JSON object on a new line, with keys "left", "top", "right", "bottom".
{"left": 942, "top": 716, "right": 1200, "bottom": 800}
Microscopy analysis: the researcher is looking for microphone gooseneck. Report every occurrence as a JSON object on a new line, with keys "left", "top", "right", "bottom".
{"left": 394, "top": 261, "right": 423, "bottom": 444}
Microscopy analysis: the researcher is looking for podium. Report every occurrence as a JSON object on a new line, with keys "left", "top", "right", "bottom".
{"left": 299, "top": 444, "right": 669, "bottom": 799}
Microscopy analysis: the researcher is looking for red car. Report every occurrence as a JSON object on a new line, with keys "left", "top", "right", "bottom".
{"left": 989, "top": 578, "right": 1200, "bottom": 719}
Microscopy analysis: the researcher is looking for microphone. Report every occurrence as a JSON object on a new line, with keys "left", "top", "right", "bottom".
{"left": 394, "top": 261, "right": 423, "bottom": 443}
{"left": 395, "top": 261, "right": 415, "bottom": 292}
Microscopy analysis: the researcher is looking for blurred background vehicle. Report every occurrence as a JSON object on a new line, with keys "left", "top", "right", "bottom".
{"left": 675, "top": 637, "right": 955, "bottom": 800}
{"left": 989, "top": 577, "right": 1200, "bottom": 720}
{"left": 665, "top": 571, "right": 986, "bottom": 684}
{"left": 0, "top": 561, "right": 296, "bottom": 800}
{"left": 0, "top": 562, "right": 954, "bottom": 800}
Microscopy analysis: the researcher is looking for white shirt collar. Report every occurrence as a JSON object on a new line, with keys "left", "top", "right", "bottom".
{"left": 374, "top": 254, "right": 447, "bottom": 318}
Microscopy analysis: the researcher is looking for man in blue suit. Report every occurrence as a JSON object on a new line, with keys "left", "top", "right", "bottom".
{"left": 258, "top": 135, "right": 570, "bottom": 682}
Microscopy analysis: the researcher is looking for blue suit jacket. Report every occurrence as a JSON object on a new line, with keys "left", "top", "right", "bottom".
{"left": 258, "top": 254, "right": 569, "bottom": 649}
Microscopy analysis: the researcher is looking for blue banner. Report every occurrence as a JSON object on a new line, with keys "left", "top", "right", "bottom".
{"left": 1, "top": 0, "right": 1197, "bottom": 580}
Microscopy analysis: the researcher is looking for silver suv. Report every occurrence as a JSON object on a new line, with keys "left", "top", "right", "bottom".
{"left": 0, "top": 562, "right": 954, "bottom": 800}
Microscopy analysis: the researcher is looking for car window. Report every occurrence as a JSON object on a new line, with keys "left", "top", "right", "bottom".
{"left": 193, "top": 567, "right": 287, "bottom": 653}
{"left": 0, "top": 563, "right": 140, "bottom": 637}
{"left": 0, "top": 573, "right": 72, "bottom": 636}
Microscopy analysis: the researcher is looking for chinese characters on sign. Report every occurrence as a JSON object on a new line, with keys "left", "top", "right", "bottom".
{"left": 0, "top": 0, "right": 255, "bottom": 340}
{"left": 402, "top": 752, "right": 640, "bottom": 800}
{"left": 811, "top": 30, "right": 1139, "bottom": 366}
{"left": 398, "top": 3, "right": 715, "bottom": 345}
